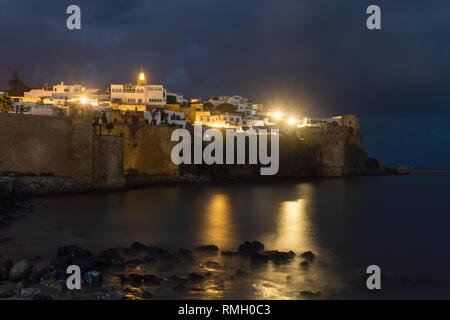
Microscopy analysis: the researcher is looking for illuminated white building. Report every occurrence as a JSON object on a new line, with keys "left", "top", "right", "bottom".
{"left": 110, "top": 68, "right": 167, "bottom": 105}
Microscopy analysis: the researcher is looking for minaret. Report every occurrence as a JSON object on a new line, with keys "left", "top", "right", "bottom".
{"left": 137, "top": 65, "right": 147, "bottom": 85}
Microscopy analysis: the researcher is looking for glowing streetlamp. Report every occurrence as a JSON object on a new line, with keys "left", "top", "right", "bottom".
{"left": 273, "top": 112, "right": 282, "bottom": 120}
{"left": 287, "top": 117, "right": 296, "bottom": 125}
{"left": 80, "top": 96, "right": 87, "bottom": 105}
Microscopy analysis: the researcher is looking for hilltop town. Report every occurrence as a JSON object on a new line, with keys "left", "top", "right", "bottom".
{"left": 1, "top": 68, "right": 355, "bottom": 132}
{"left": 0, "top": 68, "right": 385, "bottom": 198}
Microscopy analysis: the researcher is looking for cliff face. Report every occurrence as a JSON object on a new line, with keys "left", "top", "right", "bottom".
{"left": 296, "top": 126, "right": 364, "bottom": 177}
{"left": 180, "top": 120, "right": 377, "bottom": 180}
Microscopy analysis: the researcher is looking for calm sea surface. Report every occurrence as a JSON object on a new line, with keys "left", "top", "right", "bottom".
{"left": 2, "top": 171, "right": 450, "bottom": 299}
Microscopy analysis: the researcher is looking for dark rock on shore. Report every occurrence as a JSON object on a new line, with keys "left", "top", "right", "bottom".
{"left": 128, "top": 274, "right": 144, "bottom": 287}
{"left": 0, "top": 242, "right": 320, "bottom": 299}
{"left": 0, "top": 176, "right": 86, "bottom": 198}
{"left": 170, "top": 275, "right": 188, "bottom": 284}
{"left": 83, "top": 270, "right": 102, "bottom": 286}
{"left": 141, "top": 291, "right": 154, "bottom": 299}
{"left": 9, "top": 259, "right": 33, "bottom": 281}
{"left": 3, "top": 260, "right": 13, "bottom": 270}
{"left": 266, "top": 251, "right": 295, "bottom": 265}
{"left": 57, "top": 245, "right": 91, "bottom": 260}
{"left": 143, "top": 274, "right": 161, "bottom": 286}
{"left": 97, "top": 248, "right": 125, "bottom": 268}
{"left": 101, "top": 293, "right": 126, "bottom": 300}
{"left": 50, "top": 256, "right": 71, "bottom": 270}
{"left": 300, "top": 261, "right": 309, "bottom": 269}
{"left": 250, "top": 252, "right": 270, "bottom": 263}
{"left": 174, "top": 284, "right": 186, "bottom": 291}
{"left": 0, "top": 264, "right": 9, "bottom": 281}
{"left": 189, "top": 272, "right": 204, "bottom": 281}
{"left": 158, "top": 252, "right": 174, "bottom": 261}
{"left": 300, "top": 251, "right": 315, "bottom": 261}
{"left": 238, "top": 241, "right": 264, "bottom": 255}
{"left": 125, "top": 259, "right": 143, "bottom": 267}
{"left": 74, "top": 257, "right": 97, "bottom": 272}
{"left": 300, "top": 290, "right": 321, "bottom": 298}
{"left": 221, "top": 251, "right": 239, "bottom": 256}
{"left": 196, "top": 245, "right": 219, "bottom": 252}
{"left": 30, "top": 265, "right": 47, "bottom": 282}
{"left": 178, "top": 248, "right": 192, "bottom": 258}
{"left": 143, "top": 256, "right": 157, "bottom": 264}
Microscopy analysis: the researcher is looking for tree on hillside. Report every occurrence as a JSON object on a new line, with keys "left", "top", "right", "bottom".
{"left": 216, "top": 103, "right": 237, "bottom": 113}
{"left": 8, "top": 69, "right": 31, "bottom": 96}
{"left": 0, "top": 95, "right": 12, "bottom": 113}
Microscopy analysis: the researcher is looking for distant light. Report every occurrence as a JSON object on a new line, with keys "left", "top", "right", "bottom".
{"left": 273, "top": 112, "right": 282, "bottom": 120}
{"left": 80, "top": 97, "right": 87, "bottom": 104}
{"left": 139, "top": 72, "right": 145, "bottom": 81}
{"left": 287, "top": 117, "right": 296, "bottom": 125}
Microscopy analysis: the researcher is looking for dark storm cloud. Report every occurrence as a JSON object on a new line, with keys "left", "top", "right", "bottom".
{"left": 0, "top": 0, "right": 449, "bottom": 166}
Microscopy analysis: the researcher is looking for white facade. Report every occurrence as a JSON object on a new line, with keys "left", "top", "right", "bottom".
{"left": 12, "top": 102, "right": 65, "bottom": 116}
{"left": 53, "top": 82, "right": 84, "bottom": 94}
{"left": 227, "top": 95, "right": 248, "bottom": 106}
{"left": 111, "top": 84, "right": 166, "bottom": 105}
{"left": 144, "top": 109, "right": 186, "bottom": 128}
{"left": 24, "top": 82, "right": 108, "bottom": 103}
{"left": 242, "top": 118, "right": 265, "bottom": 128}
{"left": 219, "top": 113, "right": 242, "bottom": 125}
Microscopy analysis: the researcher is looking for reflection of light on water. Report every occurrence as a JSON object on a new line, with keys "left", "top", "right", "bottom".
{"left": 199, "top": 193, "right": 231, "bottom": 250}
{"left": 273, "top": 199, "right": 311, "bottom": 251}
{"left": 253, "top": 279, "right": 292, "bottom": 300}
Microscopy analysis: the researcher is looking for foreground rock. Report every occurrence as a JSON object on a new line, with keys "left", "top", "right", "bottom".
{"left": 0, "top": 176, "right": 86, "bottom": 198}
{"left": 196, "top": 245, "right": 219, "bottom": 252}
{"left": 0, "top": 242, "right": 319, "bottom": 300}
{"left": 238, "top": 241, "right": 264, "bottom": 255}
{"left": 9, "top": 259, "right": 33, "bottom": 281}
{"left": 300, "top": 251, "right": 315, "bottom": 261}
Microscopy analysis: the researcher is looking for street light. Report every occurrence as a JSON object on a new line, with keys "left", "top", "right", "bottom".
{"left": 287, "top": 117, "right": 296, "bottom": 125}
{"left": 273, "top": 112, "right": 282, "bottom": 120}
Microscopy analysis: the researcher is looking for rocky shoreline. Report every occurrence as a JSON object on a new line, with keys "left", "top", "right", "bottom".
{"left": 0, "top": 165, "right": 406, "bottom": 200}
{"left": 0, "top": 241, "right": 320, "bottom": 300}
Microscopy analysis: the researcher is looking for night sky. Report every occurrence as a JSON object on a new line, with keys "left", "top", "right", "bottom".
{"left": 1, "top": 0, "right": 449, "bottom": 167}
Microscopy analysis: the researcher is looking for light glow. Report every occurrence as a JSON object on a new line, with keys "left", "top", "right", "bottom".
{"left": 273, "top": 112, "right": 282, "bottom": 120}
{"left": 80, "top": 96, "right": 87, "bottom": 104}
{"left": 287, "top": 117, "right": 296, "bottom": 125}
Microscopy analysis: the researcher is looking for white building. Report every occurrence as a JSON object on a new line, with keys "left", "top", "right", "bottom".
{"left": 144, "top": 109, "right": 186, "bottom": 128}
{"left": 12, "top": 101, "right": 68, "bottom": 116}
{"left": 111, "top": 83, "right": 166, "bottom": 105}
{"left": 227, "top": 95, "right": 248, "bottom": 105}
{"left": 242, "top": 118, "right": 265, "bottom": 128}
{"left": 111, "top": 68, "right": 166, "bottom": 105}
{"left": 219, "top": 113, "right": 242, "bottom": 125}
{"left": 23, "top": 82, "right": 111, "bottom": 106}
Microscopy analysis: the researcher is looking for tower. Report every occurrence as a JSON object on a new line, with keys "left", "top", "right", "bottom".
{"left": 137, "top": 65, "right": 147, "bottom": 85}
